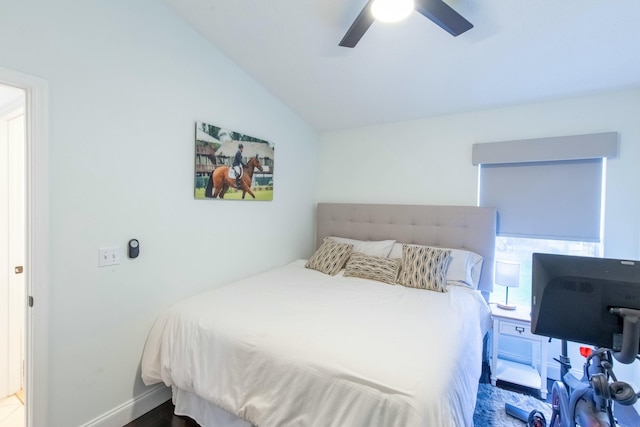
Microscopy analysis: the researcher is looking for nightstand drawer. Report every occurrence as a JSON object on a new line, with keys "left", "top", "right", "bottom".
{"left": 499, "top": 321, "right": 537, "bottom": 340}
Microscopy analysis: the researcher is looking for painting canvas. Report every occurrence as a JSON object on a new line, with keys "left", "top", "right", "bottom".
{"left": 194, "top": 121, "right": 274, "bottom": 201}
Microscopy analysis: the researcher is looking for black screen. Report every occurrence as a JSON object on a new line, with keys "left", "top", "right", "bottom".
{"left": 531, "top": 253, "right": 640, "bottom": 355}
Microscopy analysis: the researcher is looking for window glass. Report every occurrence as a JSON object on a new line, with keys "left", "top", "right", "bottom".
{"left": 494, "top": 236, "right": 601, "bottom": 308}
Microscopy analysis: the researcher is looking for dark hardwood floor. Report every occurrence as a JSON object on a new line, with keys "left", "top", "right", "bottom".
{"left": 124, "top": 400, "right": 200, "bottom": 427}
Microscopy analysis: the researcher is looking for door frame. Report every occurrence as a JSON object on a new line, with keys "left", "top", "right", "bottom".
{"left": 0, "top": 65, "right": 49, "bottom": 427}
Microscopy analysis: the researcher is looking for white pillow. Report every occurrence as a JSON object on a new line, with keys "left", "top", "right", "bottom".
{"left": 328, "top": 237, "right": 396, "bottom": 258}
{"left": 447, "top": 249, "right": 483, "bottom": 289}
{"left": 388, "top": 243, "right": 404, "bottom": 259}
{"left": 389, "top": 243, "right": 483, "bottom": 289}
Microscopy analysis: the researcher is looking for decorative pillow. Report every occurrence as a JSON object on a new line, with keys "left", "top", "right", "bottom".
{"left": 305, "top": 238, "right": 353, "bottom": 275}
{"left": 328, "top": 237, "right": 396, "bottom": 258}
{"left": 397, "top": 244, "right": 451, "bottom": 292}
{"left": 389, "top": 243, "right": 483, "bottom": 289}
{"left": 344, "top": 252, "right": 401, "bottom": 284}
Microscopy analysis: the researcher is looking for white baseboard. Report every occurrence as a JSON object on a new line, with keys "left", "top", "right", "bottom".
{"left": 80, "top": 384, "right": 171, "bottom": 427}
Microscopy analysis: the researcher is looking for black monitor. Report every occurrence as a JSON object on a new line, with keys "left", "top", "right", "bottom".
{"left": 531, "top": 253, "right": 640, "bottom": 363}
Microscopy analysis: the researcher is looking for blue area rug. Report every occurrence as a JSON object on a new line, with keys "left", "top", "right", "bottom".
{"left": 474, "top": 384, "right": 552, "bottom": 426}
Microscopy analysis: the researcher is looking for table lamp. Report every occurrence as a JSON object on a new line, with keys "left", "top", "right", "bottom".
{"left": 495, "top": 260, "right": 520, "bottom": 310}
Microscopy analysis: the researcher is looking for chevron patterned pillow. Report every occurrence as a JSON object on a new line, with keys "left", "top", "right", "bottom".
{"left": 344, "top": 252, "right": 401, "bottom": 284}
{"left": 397, "top": 244, "right": 451, "bottom": 292}
{"left": 305, "top": 238, "right": 353, "bottom": 275}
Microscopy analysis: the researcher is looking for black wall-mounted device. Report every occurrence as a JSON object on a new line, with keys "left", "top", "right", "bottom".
{"left": 128, "top": 239, "right": 139, "bottom": 259}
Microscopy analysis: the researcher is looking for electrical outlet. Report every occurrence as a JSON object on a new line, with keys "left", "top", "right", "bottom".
{"left": 98, "top": 247, "right": 120, "bottom": 267}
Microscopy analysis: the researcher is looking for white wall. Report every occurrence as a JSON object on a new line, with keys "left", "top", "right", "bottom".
{"left": 318, "top": 88, "right": 640, "bottom": 257}
{"left": 0, "top": 0, "right": 318, "bottom": 426}
{"left": 318, "top": 87, "right": 640, "bottom": 390}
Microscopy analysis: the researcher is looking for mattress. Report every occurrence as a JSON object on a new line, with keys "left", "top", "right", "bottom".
{"left": 142, "top": 260, "right": 492, "bottom": 427}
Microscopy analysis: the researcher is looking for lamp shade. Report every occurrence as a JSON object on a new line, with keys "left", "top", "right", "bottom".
{"left": 495, "top": 260, "right": 520, "bottom": 288}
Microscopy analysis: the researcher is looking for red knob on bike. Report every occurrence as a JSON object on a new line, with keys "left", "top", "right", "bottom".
{"left": 579, "top": 346, "right": 593, "bottom": 358}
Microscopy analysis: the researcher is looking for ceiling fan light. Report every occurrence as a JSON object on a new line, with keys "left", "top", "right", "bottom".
{"left": 371, "top": 0, "right": 414, "bottom": 23}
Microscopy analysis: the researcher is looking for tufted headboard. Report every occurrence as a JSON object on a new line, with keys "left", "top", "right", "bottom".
{"left": 316, "top": 203, "right": 497, "bottom": 294}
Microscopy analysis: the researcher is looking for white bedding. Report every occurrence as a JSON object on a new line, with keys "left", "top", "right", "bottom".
{"left": 142, "top": 260, "right": 492, "bottom": 427}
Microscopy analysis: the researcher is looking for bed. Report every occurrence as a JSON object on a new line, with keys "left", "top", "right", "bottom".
{"left": 141, "top": 203, "right": 497, "bottom": 427}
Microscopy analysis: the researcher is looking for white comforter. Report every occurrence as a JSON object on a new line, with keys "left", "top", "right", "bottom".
{"left": 142, "top": 260, "right": 492, "bottom": 427}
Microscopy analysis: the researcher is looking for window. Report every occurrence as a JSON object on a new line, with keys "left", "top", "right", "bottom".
{"left": 494, "top": 236, "right": 600, "bottom": 307}
{"left": 473, "top": 132, "right": 617, "bottom": 304}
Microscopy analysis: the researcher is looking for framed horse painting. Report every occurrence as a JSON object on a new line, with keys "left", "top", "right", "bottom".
{"left": 194, "top": 121, "right": 274, "bottom": 201}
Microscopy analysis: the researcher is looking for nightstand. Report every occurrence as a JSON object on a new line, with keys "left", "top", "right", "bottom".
{"left": 490, "top": 303, "right": 548, "bottom": 399}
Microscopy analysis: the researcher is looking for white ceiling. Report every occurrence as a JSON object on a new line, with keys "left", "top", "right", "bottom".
{"left": 163, "top": 0, "right": 640, "bottom": 131}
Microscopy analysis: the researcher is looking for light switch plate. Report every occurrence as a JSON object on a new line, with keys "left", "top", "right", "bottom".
{"left": 98, "top": 247, "right": 120, "bottom": 267}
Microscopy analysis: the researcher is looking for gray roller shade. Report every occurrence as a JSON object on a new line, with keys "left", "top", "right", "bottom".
{"left": 479, "top": 159, "right": 603, "bottom": 241}
{"left": 474, "top": 132, "right": 616, "bottom": 242}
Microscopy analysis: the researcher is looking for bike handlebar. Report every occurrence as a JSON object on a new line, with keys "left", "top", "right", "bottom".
{"left": 609, "top": 307, "right": 640, "bottom": 364}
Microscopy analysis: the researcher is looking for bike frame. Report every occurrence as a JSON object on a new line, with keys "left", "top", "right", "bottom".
{"left": 550, "top": 349, "right": 618, "bottom": 427}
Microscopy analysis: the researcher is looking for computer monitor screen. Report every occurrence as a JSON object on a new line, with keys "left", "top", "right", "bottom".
{"left": 531, "top": 253, "right": 640, "bottom": 355}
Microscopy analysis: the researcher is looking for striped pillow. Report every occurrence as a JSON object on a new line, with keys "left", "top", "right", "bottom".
{"left": 397, "top": 244, "right": 451, "bottom": 292}
{"left": 305, "top": 238, "right": 353, "bottom": 275}
{"left": 344, "top": 252, "right": 401, "bottom": 284}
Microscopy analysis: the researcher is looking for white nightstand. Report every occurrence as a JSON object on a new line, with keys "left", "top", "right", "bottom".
{"left": 490, "top": 303, "right": 548, "bottom": 399}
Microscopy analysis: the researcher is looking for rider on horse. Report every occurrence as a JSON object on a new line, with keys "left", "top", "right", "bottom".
{"left": 232, "top": 143, "right": 246, "bottom": 188}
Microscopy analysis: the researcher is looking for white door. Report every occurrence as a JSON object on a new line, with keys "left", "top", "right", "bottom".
{"left": 0, "top": 100, "right": 26, "bottom": 399}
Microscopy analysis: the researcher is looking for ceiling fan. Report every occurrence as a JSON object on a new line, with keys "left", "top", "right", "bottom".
{"left": 339, "top": 0, "right": 473, "bottom": 48}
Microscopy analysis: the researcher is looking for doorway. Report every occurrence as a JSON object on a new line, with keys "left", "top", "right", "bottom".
{"left": 0, "top": 83, "right": 26, "bottom": 427}
{"left": 0, "top": 65, "right": 48, "bottom": 427}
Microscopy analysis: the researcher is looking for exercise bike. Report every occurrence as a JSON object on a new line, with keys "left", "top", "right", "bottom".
{"left": 547, "top": 308, "right": 640, "bottom": 427}
{"left": 506, "top": 307, "right": 640, "bottom": 427}
{"left": 507, "top": 253, "right": 640, "bottom": 427}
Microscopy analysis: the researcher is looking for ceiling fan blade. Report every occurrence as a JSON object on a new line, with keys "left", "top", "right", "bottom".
{"left": 414, "top": 0, "right": 473, "bottom": 36}
{"left": 339, "top": 0, "right": 375, "bottom": 48}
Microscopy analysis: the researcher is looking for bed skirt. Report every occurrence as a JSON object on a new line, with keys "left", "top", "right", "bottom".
{"left": 172, "top": 386, "right": 253, "bottom": 427}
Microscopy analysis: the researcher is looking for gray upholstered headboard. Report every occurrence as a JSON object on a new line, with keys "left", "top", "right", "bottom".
{"left": 316, "top": 203, "right": 497, "bottom": 294}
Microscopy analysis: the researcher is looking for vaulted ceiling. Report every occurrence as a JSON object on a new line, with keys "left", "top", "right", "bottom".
{"left": 163, "top": 0, "right": 640, "bottom": 131}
